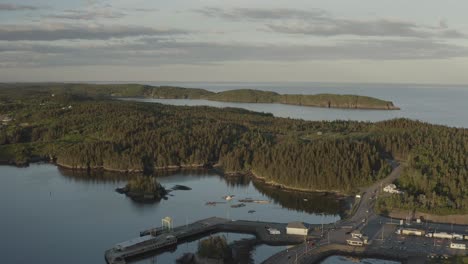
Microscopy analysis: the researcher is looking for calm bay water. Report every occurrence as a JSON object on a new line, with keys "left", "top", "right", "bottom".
{"left": 130, "top": 82, "right": 468, "bottom": 128}
{"left": 322, "top": 256, "right": 400, "bottom": 264}
{"left": 0, "top": 164, "right": 341, "bottom": 264}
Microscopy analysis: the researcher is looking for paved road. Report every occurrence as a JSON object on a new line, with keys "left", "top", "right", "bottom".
{"left": 347, "top": 162, "right": 401, "bottom": 226}
{"left": 263, "top": 161, "right": 468, "bottom": 264}
{"left": 262, "top": 163, "right": 403, "bottom": 264}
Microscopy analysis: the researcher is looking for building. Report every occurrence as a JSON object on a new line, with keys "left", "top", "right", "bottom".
{"left": 351, "top": 230, "right": 363, "bottom": 239}
{"left": 286, "top": 222, "right": 308, "bottom": 236}
{"left": 397, "top": 228, "right": 425, "bottom": 236}
{"left": 346, "top": 237, "right": 364, "bottom": 246}
{"left": 433, "top": 232, "right": 454, "bottom": 240}
{"left": 383, "top": 184, "right": 403, "bottom": 194}
{"left": 0, "top": 115, "right": 12, "bottom": 123}
{"left": 267, "top": 228, "right": 281, "bottom": 235}
{"left": 450, "top": 242, "right": 466, "bottom": 250}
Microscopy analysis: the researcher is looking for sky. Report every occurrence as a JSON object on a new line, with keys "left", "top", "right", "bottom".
{"left": 1, "top": 0, "right": 468, "bottom": 84}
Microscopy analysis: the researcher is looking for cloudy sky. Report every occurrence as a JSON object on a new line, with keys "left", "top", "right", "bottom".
{"left": 1, "top": 0, "right": 468, "bottom": 84}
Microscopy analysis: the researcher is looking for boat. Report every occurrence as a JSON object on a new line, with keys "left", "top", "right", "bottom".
{"left": 205, "top": 202, "right": 216, "bottom": 206}
{"left": 248, "top": 210, "right": 256, "bottom": 213}
{"left": 253, "top": 200, "right": 269, "bottom": 204}
{"left": 230, "top": 203, "right": 246, "bottom": 208}
{"left": 223, "top": 195, "right": 235, "bottom": 201}
{"left": 303, "top": 199, "right": 308, "bottom": 202}
{"left": 238, "top": 199, "right": 269, "bottom": 204}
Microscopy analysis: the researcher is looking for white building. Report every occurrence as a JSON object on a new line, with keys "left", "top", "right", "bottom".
{"left": 450, "top": 242, "right": 466, "bottom": 250}
{"left": 286, "top": 222, "right": 308, "bottom": 236}
{"left": 267, "top": 228, "right": 281, "bottom": 235}
{"left": 346, "top": 237, "right": 364, "bottom": 246}
{"left": 433, "top": 232, "right": 454, "bottom": 240}
{"left": 383, "top": 184, "right": 403, "bottom": 194}
{"left": 351, "top": 230, "right": 363, "bottom": 239}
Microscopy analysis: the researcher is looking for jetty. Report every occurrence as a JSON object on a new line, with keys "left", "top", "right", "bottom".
{"left": 105, "top": 217, "right": 319, "bottom": 264}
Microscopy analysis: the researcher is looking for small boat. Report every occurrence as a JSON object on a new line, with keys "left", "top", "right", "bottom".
{"left": 248, "top": 210, "right": 256, "bottom": 214}
{"left": 303, "top": 199, "right": 308, "bottom": 202}
{"left": 253, "top": 200, "right": 269, "bottom": 204}
{"left": 223, "top": 195, "right": 235, "bottom": 201}
{"left": 231, "top": 203, "right": 246, "bottom": 208}
{"left": 239, "top": 199, "right": 269, "bottom": 204}
{"left": 205, "top": 202, "right": 216, "bottom": 206}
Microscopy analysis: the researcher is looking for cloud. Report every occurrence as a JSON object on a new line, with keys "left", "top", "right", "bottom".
{"left": 2, "top": 37, "right": 468, "bottom": 68}
{"left": 197, "top": 7, "right": 465, "bottom": 39}
{"left": 0, "top": 24, "right": 188, "bottom": 41}
{"left": 49, "top": 9, "right": 126, "bottom": 20}
{"left": 0, "top": 3, "right": 40, "bottom": 11}
{"left": 127, "top": 8, "right": 159, "bottom": 12}
{"left": 196, "top": 7, "right": 327, "bottom": 21}
{"left": 267, "top": 19, "right": 465, "bottom": 38}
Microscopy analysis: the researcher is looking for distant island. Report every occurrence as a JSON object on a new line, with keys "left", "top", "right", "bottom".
{"left": 0, "top": 83, "right": 399, "bottom": 110}
{"left": 146, "top": 87, "right": 400, "bottom": 110}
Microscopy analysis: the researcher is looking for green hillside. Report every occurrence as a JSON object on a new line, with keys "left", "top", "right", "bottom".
{"left": 0, "top": 83, "right": 397, "bottom": 110}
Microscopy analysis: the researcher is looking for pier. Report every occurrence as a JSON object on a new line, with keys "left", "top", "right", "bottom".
{"left": 105, "top": 217, "right": 320, "bottom": 264}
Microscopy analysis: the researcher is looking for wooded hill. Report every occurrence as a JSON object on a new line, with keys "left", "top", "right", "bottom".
{"left": 0, "top": 83, "right": 399, "bottom": 110}
{"left": 0, "top": 84, "right": 466, "bottom": 213}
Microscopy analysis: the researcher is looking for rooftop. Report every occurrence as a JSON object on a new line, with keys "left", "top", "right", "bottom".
{"left": 347, "top": 237, "right": 363, "bottom": 243}
{"left": 287, "top": 222, "right": 307, "bottom": 229}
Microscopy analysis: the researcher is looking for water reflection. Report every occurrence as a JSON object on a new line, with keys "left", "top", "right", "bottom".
{"left": 252, "top": 180, "right": 346, "bottom": 217}
{"left": 321, "top": 255, "right": 401, "bottom": 264}
{"left": 59, "top": 167, "right": 345, "bottom": 216}
{"left": 0, "top": 164, "right": 341, "bottom": 263}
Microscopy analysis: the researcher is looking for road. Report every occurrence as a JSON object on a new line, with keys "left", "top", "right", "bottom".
{"left": 263, "top": 163, "right": 403, "bottom": 264}
{"left": 347, "top": 161, "right": 401, "bottom": 226}
{"left": 263, "top": 161, "right": 468, "bottom": 264}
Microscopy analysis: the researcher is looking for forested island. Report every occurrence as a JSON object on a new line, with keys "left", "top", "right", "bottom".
{"left": 0, "top": 84, "right": 466, "bottom": 215}
{"left": 115, "top": 176, "right": 167, "bottom": 202}
{"left": 0, "top": 83, "right": 399, "bottom": 110}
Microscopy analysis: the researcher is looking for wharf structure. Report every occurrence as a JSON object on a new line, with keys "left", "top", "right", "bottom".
{"left": 105, "top": 217, "right": 319, "bottom": 264}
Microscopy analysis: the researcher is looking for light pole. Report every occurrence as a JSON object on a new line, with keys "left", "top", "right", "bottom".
{"left": 321, "top": 213, "right": 324, "bottom": 237}
{"left": 381, "top": 224, "right": 385, "bottom": 241}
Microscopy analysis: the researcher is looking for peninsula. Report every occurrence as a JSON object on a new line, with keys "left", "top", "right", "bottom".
{"left": 147, "top": 87, "right": 400, "bottom": 110}
{"left": 0, "top": 83, "right": 399, "bottom": 110}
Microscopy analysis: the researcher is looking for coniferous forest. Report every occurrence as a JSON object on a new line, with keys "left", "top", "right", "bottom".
{"left": 0, "top": 84, "right": 467, "bottom": 214}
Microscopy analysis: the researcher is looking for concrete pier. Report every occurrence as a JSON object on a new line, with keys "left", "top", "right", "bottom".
{"left": 105, "top": 217, "right": 317, "bottom": 264}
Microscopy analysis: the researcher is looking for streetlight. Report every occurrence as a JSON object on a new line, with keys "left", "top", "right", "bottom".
{"left": 381, "top": 224, "right": 385, "bottom": 241}
{"left": 321, "top": 213, "right": 325, "bottom": 237}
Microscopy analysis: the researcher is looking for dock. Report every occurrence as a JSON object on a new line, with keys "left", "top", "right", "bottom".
{"left": 105, "top": 217, "right": 318, "bottom": 264}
